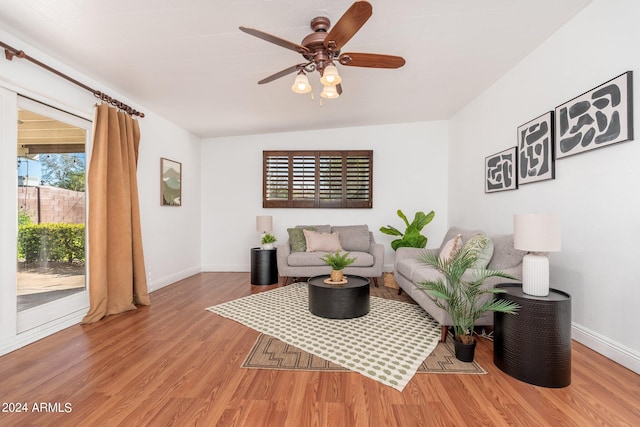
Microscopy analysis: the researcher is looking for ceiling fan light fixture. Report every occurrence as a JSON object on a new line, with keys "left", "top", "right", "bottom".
{"left": 320, "top": 84, "right": 339, "bottom": 99}
{"left": 291, "top": 72, "right": 312, "bottom": 94}
{"left": 320, "top": 64, "right": 341, "bottom": 86}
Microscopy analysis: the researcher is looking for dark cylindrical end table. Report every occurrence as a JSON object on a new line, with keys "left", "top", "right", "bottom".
{"left": 250, "top": 247, "right": 278, "bottom": 285}
{"left": 494, "top": 283, "right": 572, "bottom": 388}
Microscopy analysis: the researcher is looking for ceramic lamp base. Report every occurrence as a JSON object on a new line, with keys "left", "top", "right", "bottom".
{"left": 522, "top": 253, "right": 550, "bottom": 296}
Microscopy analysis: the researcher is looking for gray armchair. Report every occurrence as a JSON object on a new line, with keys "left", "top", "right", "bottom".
{"left": 276, "top": 224, "right": 384, "bottom": 286}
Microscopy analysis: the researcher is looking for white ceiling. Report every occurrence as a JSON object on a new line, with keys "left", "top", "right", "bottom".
{"left": 0, "top": 0, "right": 592, "bottom": 138}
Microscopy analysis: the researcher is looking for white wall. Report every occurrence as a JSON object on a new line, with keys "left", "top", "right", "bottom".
{"left": 0, "top": 28, "right": 201, "bottom": 351}
{"left": 201, "top": 121, "right": 449, "bottom": 272}
{"left": 137, "top": 113, "right": 202, "bottom": 291}
{"left": 449, "top": 0, "right": 640, "bottom": 372}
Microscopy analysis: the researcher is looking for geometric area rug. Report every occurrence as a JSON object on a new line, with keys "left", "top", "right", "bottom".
{"left": 207, "top": 282, "right": 443, "bottom": 391}
{"left": 243, "top": 333, "right": 486, "bottom": 375}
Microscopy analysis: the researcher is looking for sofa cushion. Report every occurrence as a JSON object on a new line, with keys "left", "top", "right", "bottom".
{"left": 287, "top": 227, "right": 316, "bottom": 252}
{"left": 412, "top": 266, "right": 445, "bottom": 286}
{"left": 488, "top": 234, "right": 526, "bottom": 269}
{"left": 288, "top": 251, "right": 330, "bottom": 267}
{"left": 345, "top": 251, "right": 374, "bottom": 267}
{"left": 331, "top": 225, "right": 370, "bottom": 252}
{"left": 288, "top": 251, "right": 373, "bottom": 267}
{"left": 395, "top": 256, "right": 423, "bottom": 282}
{"left": 304, "top": 229, "right": 343, "bottom": 252}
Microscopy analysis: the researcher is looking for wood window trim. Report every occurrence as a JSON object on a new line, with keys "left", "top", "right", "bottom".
{"left": 263, "top": 150, "right": 373, "bottom": 209}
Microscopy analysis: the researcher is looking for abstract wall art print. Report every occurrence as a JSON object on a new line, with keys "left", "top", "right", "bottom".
{"left": 485, "top": 147, "right": 518, "bottom": 193}
{"left": 555, "top": 71, "right": 633, "bottom": 159}
{"left": 161, "top": 157, "right": 182, "bottom": 206}
{"left": 517, "top": 111, "right": 555, "bottom": 185}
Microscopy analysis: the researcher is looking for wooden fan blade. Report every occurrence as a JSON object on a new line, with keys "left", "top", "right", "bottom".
{"left": 240, "top": 26, "right": 309, "bottom": 54}
{"left": 336, "top": 83, "right": 343, "bottom": 95}
{"left": 258, "top": 63, "right": 308, "bottom": 85}
{"left": 338, "top": 52, "right": 406, "bottom": 68}
{"left": 323, "top": 1, "right": 372, "bottom": 51}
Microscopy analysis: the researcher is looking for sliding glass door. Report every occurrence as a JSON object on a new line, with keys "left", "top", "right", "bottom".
{"left": 16, "top": 97, "right": 91, "bottom": 333}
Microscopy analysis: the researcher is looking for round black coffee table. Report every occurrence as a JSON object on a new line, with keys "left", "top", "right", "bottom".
{"left": 307, "top": 275, "right": 370, "bottom": 319}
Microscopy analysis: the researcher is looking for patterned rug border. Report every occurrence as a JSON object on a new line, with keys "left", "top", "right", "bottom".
{"left": 207, "top": 283, "right": 442, "bottom": 391}
{"left": 242, "top": 333, "right": 486, "bottom": 375}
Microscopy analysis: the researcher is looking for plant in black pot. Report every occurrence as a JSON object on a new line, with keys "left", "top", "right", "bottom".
{"left": 417, "top": 234, "right": 520, "bottom": 362}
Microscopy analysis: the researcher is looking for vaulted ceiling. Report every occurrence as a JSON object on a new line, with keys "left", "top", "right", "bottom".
{"left": 0, "top": 0, "right": 592, "bottom": 138}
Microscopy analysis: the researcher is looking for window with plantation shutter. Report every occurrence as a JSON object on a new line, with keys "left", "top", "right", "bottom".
{"left": 263, "top": 150, "right": 373, "bottom": 208}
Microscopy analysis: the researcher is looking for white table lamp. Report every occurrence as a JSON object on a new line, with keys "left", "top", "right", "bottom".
{"left": 256, "top": 215, "right": 273, "bottom": 247}
{"left": 256, "top": 215, "right": 273, "bottom": 234}
{"left": 514, "top": 214, "right": 561, "bottom": 296}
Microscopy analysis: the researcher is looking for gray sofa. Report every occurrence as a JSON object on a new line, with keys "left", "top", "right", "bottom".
{"left": 276, "top": 224, "right": 383, "bottom": 286}
{"left": 394, "top": 226, "right": 525, "bottom": 341}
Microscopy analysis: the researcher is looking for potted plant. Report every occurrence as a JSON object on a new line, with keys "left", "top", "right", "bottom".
{"left": 261, "top": 233, "right": 277, "bottom": 249}
{"left": 380, "top": 209, "right": 435, "bottom": 250}
{"left": 321, "top": 250, "right": 356, "bottom": 283}
{"left": 417, "top": 234, "right": 520, "bottom": 362}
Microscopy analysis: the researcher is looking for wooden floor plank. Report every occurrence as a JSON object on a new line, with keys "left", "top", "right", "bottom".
{"left": 0, "top": 272, "right": 638, "bottom": 426}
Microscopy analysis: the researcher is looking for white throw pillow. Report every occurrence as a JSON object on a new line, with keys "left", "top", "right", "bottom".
{"left": 303, "top": 229, "right": 343, "bottom": 252}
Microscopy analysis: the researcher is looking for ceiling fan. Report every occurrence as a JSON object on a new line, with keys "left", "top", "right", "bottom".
{"left": 239, "top": 1, "right": 405, "bottom": 99}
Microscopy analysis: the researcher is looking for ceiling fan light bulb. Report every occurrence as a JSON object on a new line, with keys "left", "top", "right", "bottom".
{"left": 292, "top": 73, "right": 312, "bottom": 94}
{"left": 320, "top": 84, "right": 339, "bottom": 99}
{"left": 320, "top": 64, "right": 341, "bottom": 86}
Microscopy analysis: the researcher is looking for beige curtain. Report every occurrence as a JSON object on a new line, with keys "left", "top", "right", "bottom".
{"left": 82, "top": 103, "right": 150, "bottom": 323}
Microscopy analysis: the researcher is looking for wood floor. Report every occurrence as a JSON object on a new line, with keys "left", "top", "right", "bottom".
{"left": 0, "top": 272, "right": 638, "bottom": 426}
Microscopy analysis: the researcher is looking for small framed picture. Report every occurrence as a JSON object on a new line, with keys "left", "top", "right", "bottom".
{"left": 161, "top": 158, "right": 182, "bottom": 206}
{"left": 517, "top": 111, "right": 555, "bottom": 185}
{"left": 485, "top": 147, "right": 517, "bottom": 193}
{"left": 555, "top": 71, "right": 634, "bottom": 159}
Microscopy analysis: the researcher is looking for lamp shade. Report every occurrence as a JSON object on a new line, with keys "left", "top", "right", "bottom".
{"left": 256, "top": 215, "right": 272, "bottom": 233}
{"left": 320, "top": 64, "right": 341, "bottom": 86}
{"left": 320, "top": 84, "right": 339, "bottom": 99}
{"left": 291, "top": 73, "right": 312, "bottom": 94}
{"left": 514, "top": 214, "right": 561, "bottom": 252}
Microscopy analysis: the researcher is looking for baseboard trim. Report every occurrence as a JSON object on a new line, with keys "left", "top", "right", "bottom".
{"left": 201, "top": 264, "right": 249, "bottom": 272}
{"left": 149, "top": 265, "right": 202, "bottom": 292}
{"left": 572, "top": 322, "right": 640, "bottom": 374}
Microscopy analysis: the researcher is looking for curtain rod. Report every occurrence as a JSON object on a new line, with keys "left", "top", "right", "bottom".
{"left": 1, "top": 40, "right": 144, "bottom": 118}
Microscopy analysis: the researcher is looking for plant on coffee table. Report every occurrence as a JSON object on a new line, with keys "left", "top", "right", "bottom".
{"left": 321, "top": 250, "right": 356, "bottom": 283}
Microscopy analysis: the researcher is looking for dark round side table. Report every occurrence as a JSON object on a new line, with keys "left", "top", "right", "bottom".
{"left": 493, "top": 283, "right": 572, "bottom": 388}
{"left": 250, "top": 247, "right": 278, "bottom": 285}
{"left": 307, "top": 275, "right": 370, "bottom": 319}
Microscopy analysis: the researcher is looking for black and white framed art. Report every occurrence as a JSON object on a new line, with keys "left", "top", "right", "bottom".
{"left": 517, "top": 111, "right": 555, "bottom": 184}
{"left": 485, "top": 147, "right": 518, "bottom": 193}
{"left": 555, "top": 71, "right": 634, "bottom": 159}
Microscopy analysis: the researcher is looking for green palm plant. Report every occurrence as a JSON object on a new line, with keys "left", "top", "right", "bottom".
{"left": 418, "top": 235, "right": 520, "bottom": 344}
